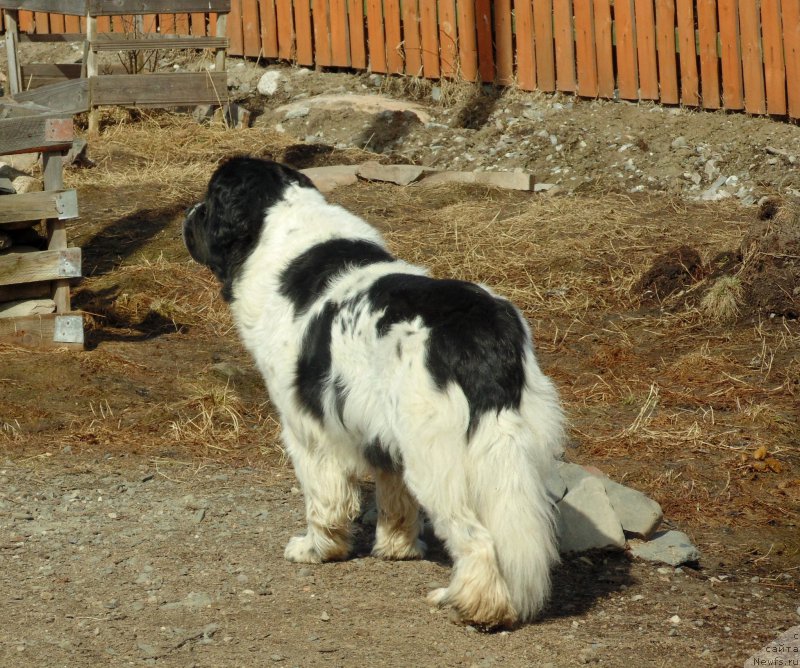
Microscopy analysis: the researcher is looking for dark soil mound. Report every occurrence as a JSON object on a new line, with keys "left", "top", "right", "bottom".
{"left": 635, "top": 245, "right": 705, "bottom": 302}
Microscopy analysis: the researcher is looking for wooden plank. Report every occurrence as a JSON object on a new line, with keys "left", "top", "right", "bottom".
{"left": 365, "top": 0, "right": 386, "bottom": 72}
{"left": 42, "top": 151, "right": 70, "bottom": 315}
{"left": 275, "top": 0, "right": 294, "bottom": 61}
{"left": 90, "top": 35, "right": 229, "bottom": 50}
{"left": 0, "top": 280, "right": 50, "bottom": 303}
{"left": 0, "top": 110, "right": 74, "bottom": 157}
{"left": 292, "top": 0, "right": 313, "bottom": 65}
{"left": 312, "top": 0, "right": 332, "bottom": 66}
{"left": 0, "top": 313, "right": 83, "bottom": 350}
{"left": 49, "top": 12, "right": 66, "bottom": 33}
{"left": 402, "top": 0, "right": 423, "bottom": 75}
{"left": 718, "top": 0, "right": 744, "bottom": 110}
{"left": 533, "top": 0, "right": 554, "bottom": 91}
{"left": 695, "top": 0, "right": 719, "bottom": 107}
{"left": 259, "top": 0, "right": 278, "bottom": 58}
{"left": 20, "top": 62, "right": 83, "bottom": 89}
{"left": 0, "top": 248, "right": 81, "bottom": 286}
{"left": 633, "top": 0, "right": 658, "bottom": 99}
{"left": 4, "top": 10, "right": 23, "bottom": 96}
{"left": 18, "top": 9, "right": 33, "bottom": 31}
{"left": 240, "top": 0, "right": 260, "bottom": 57}
{"left": 655, "top": 0, "right": 678, "bottom": 104}
{"left": 347, "top": 0, "right": 367, "bottom": 69}
{"left": 675, "top": 0, "right": 699, "bottom": 105}
{"left": 739, "top": 0, "right": 766, "bottom": 114}
{"left": 0, "top": 0, "right": 229, "bottom": 14}
{"left": 225, "top": 0, "right": 243, "bottom": 56}
{"left": 419, "top": 0, "right": 439, "bottom": 78}
{"left": 384, "top": 0, "right": 403, "bottom": 73}
{"left": 438, "top": 0, "right": 458, "bottom": 78}
{"left": 64, "top": 13, "right": 80, "bottom": 31}
{"left": 615, "top": 0, "right": 639, "bottom": 99}
{"left": 18, "top": 31, "right": 84, "bottom": 41}
{"left": 553, "top": 0, "right": 575, "bottom": 91}
{"left": 174, "top": 12, "right": 190, "bottom": 35}
{"left": 474, "top": 0, "right": 494, "bottom": 83}
{"left": 761, "top": 0, "right": 786, "bottom": 115}
{"left": 110, "top": 14, "right": 125, "bottom": 33}
{"left": 593, "top": 0, "right": 614, "bottom": 97}
{"left": 12, "top": 79, "right": 90, "bottom": 114}
{"left": 494, "top": 0, "right": 514, "bottom": 85}
{"left": 215, "top": 12, "right": 227, "bottom": 71}
{"left": 574, "top": 0, "right": 598, "bottom": 97}
{"left": 0, "top": 190, "right": 78, "bottom": 224}
{"left": 328, "top": 0, "right": 350, "bottom": 66}
{"left": 95, "top": 15, "right": 111, "bottom": 32}
{"left": 514, "top": 0, "right": 536, "bottom": 90}
{"left": 456, "top": 0, "right": 478, "bottom": 81}
{"left": 91, "top": 71, "right": 229, "bottom": 106}
{"left": 33, "top": 10, "right": 49, "bottom": 33}
{"left": 783, "top": 0, "right": 800, "bottom": 118}
{"left": 190, "top": 12, "right": 205, "bottom": 35}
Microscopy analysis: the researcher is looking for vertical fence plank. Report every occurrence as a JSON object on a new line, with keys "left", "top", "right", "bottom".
{"left": 402, "top": 0, "right": 423, "bottom": 75}
{"left": 634, "top": 0, "right": 658, "bottom": 99}
{"left": 438, "top": 0, "right": 458, "bottom": 78}
{"left": 739, "top": 0, "right": 766, "bottom": 114}
{"left": 260, "top": 0, "right": 278, "bottom": 58}
{"left": 574, "top": 0, "right": 598, "bottom": 96}
{"left": 174, "top": 13, "right": 190, "bottom": 34}
{"left": 782, "top": 0, "right": 800, "bottom": 118}
{"left": 226, "top": 0, "right": 244, "bottom": 55}
{"left": 696, "top": 0, "right": 719, "bottom": 107}
{"left": 347, "top": 0, "right": 367, "bottom": 69}
{"left": 655, "top": 0, "right": 678, "bottom": 103}
{"left": 475, "top": 0, "right": 495, "bottom": 83}
{"left": 64, "top": 14, "right": 81, "bottom": 32}
{"left": 159, "top": 14, "right": 174, "bottom": 34}
{"left": 615, "top": 0, "right": 639, "bottom": 99}
{"left": 494, "top": 0, "right": 514, "bottom": 85}
{"left": 241, "top": 0, "right": 261, "bottom": 57}
{"left": 312, "top": 0, "right": 332, "bottom": 66}
{"left": 456, "top": 0, "right": 478, "bottom": 81}
{"left": 49, "top": 13, "right": 65, "bottom": 33}
{"left": 18, "top": 11, "right": 33, "bottom": 32}
{"left": 420, "top": 0, "right": 440, "bottom": 78}
{"left": 554, "top": 0, "right": 576, "bottom": 91}
{"left": 384, "top": 0, "right": 404, "bottom": 73}
{"left": 294, "top": 0, "right": 313, "bottom": 64}
{"left": 533, "top": 0, "right": 555, "bottom": 91}
{"left": 366, "top": 0, "right": 387, "bottom": 73}
{"left": 329, "top": 0, "right": 350, "bottom": 66}
{"left": 718, "top": 0, "right": 744, "bottom": 109}
{"left": 761, "top": 0, "right": 786, "bottom": 115}
{"left": 275, "top": 0, "right": 294, "bottom": 61}
{"left": 190, "top": 12, "right": 205, "bottom": 35}
{"left": 593, "top": 0, "right": 614, "bottom": 97}
{"left": 34, "top": 11, "right": 49, "bottom": 33}
{"left": 514, "top": 0, "right": 536, "bottom": 90}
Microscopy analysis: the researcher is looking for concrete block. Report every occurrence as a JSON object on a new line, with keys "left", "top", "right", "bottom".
{"left": 356, "top": 161, "right": 431, "bottom": 186}
{"left": 301, "top": 165, "right": 359, "bottom": 193}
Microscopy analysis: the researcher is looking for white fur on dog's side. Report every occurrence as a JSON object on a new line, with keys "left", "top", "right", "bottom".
{"left": 229, "top": 182, "right": 563, "bottom": 626}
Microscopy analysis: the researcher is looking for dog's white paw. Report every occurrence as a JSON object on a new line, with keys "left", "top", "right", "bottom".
{"left": 284, "top": 535, "right": 323, "bottom": 564}
{"left": 426, "top": 587, "right": 449, "bottom": 607}
{"left": 372, "top": 537, "right": 427, "bottom": 561}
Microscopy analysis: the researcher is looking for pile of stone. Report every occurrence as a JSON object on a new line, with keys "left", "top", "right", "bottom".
{"left": 550, "top": 461, "right": 700, "bottom": 566}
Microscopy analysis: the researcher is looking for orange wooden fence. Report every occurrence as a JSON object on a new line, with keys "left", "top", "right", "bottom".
{"left": 6, "top": 1, "right": 800, "bottom": 119}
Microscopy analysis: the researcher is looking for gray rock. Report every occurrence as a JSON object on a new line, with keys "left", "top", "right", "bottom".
{"left": 545, "top": 467, "right": 567, "bottom": 503}
{"left": 356, "top": 161, "right": 431, "bottom": 186}
{"left": 604, "top": 478, "right": 663, "bottom": 539}
{"left": 257, "top": 70, "right": 282, "bottom": 96}
{"left": 628, "top": 530, "right": 700, "bottom": 566}
{"left": 300, "top": 165, "right": 359, "bottom": 193}
{"left": 284, "top": 106, "right": 310, "bottom": 120}
{"left": 671, "top": 136, "right": 688, "bottom": 149}
{"left": 557, "top": 476, "right": 626, "bottom": 554}
{"left": 701, "top": 175, "right": 729, "bottom": 200}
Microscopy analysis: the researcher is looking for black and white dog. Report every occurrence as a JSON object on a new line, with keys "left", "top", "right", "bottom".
{"left": 183, "top": 157, "right": 563, "bottom": 628}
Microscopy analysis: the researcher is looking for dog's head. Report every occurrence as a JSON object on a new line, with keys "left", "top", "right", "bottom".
{"left": 183, "top": 156, "right": 316, "bottom": 301}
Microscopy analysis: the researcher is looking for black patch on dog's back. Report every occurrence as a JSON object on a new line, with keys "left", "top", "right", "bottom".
{"left": 295, "top": 301, "right": 338, "bottom": 420}
{"left": 367, "top": 274, "right": 526, "bottom": 434}
{"left": 280, "top": 239, "right": 394, "bottom": 314}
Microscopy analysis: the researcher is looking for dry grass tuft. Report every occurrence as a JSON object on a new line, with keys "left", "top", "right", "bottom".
{"left": 168, "top": 383, "right": 247, "bottom": 449}
{"left": 701, "top": 275, "right": 743, "bottom": 322}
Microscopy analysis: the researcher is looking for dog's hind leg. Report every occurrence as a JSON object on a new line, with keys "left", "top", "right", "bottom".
{"left": 283, "top": 431, "right": 361, "bottom": 564}
{"left": 398, "top": 431, "right": 517, "bottom": 628}
{"left": 371, "top": 469, "right": 426, "bottom": 560}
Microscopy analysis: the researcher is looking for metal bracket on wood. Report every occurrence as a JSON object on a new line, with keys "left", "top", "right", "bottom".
{"left": 54, "top": 190, "right": 79, "bottom": 219}
{"left": 57, "top": 248, "right": 82, "bottom": 278}
{"left": 53, "top": 314, "right": 84, "bottom": 345}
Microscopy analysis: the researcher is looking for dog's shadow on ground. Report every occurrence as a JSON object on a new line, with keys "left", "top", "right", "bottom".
{"left": 353, "top": 483, "right": 635, "bottom": 621}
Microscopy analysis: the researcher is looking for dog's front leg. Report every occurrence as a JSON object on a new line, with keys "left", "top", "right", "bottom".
{"left": 283, "top": 429, "right": 361, "bottom": 563}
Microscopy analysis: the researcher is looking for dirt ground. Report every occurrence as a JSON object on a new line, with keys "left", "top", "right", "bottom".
{"left": 1, "top": 55, "right": 799, "bottom": 667}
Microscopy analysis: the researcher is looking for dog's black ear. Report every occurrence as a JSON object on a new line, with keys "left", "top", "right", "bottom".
{"left": 203, "top": 157, "right": 317, "bottom": 301}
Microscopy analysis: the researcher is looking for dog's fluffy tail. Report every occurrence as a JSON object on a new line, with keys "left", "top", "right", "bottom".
{"left": 467, "top": 358, "right": 563, "bottom": 622}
